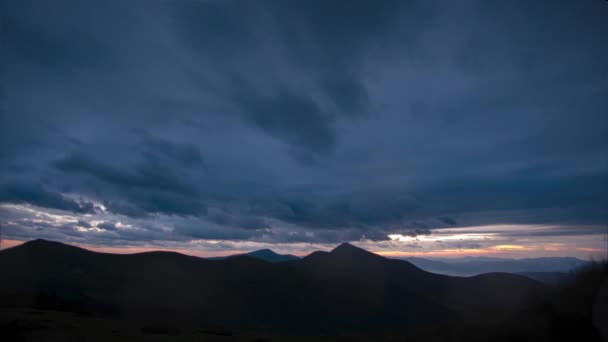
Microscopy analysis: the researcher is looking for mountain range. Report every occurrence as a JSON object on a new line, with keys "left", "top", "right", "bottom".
{"left": 209, "top": 249, "right": 585, "bottom": 285}
{"left": 0, "top": 239, "right": 546, "bottom": 335}
{"left": 404, "top": 256, "right": 588, "bottom": 276}
{"left": 207, "top": 248, "right": 300, "bottom": 263}
{"left": 210, "top": 250, "right": 586, "bottom": 280}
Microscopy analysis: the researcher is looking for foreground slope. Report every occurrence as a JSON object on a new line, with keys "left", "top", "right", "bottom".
{"left": 0, "top": 240, "right": 545, "bottom": 335}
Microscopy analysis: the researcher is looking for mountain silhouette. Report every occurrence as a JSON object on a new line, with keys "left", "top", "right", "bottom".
{"left": 247, "top": 249, "right": 299, "bottom": 262}
{"left": 0, "top": 239, "right": 546, "bottom": 335}
{"left": 330, "top": 242, "right": 381, "bottom": 258}
{"left": 208, "top": 248, "right": 299, "bottom": 263}
{"left": 406, "top": 256, "right": 588, "bottom": 276}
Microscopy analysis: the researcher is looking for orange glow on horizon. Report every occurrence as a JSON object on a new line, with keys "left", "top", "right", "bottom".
{"left": 0, "top": 239, "right": 24, "bottom": 250}
{"left": 576, "top": 247, "right": 603, "bottom": 253}
{"left": 491, "top": 244, "right": 530, "bottom": 251}
{"left": 0, "top": 239, "right": 247, "bottom": 258}
{"left": 1, "top": 238, "right": 603, "bottom": 260}
{"left": 1, "top": 239, "right": 506, "bottom": 258}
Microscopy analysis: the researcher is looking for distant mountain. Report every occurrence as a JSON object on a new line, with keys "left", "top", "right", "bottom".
{"left": 405, "top": 256, "right": 588, "bottom": 276}
{"left": 208, "top": 248, "right": 299, "bottom": 262}
{"left": 0, "top": 239, "right": 545, "bottom": 335}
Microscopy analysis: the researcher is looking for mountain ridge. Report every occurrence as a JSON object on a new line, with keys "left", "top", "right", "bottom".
{"left": 207, "top": 247, "right": 300, "bottom": 263}
{"left": 0, "top": 239, "right": 546, "bottom": 334}
{"left": 404, "top": 255, "right": 589, "bottom": 276}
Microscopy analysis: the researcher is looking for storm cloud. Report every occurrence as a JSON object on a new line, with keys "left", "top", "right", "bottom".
{"left": 1, "top": 0, "right": 607, "bottom": 250}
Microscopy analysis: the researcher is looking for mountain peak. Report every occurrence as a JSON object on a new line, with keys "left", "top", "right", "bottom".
{"left": 24, "top": 238, "right": 50, "bottom": 244}
{"left": 22, "top": 238, "right": 65, "bottom": 248}
{"left": 247, "top": 249, "right": 299, "bottom": 262}
{"left": 5, "top": 239, "right": 89, "bottom": 257}
{"left": 331, "top": 242, "right": 360, "bottom": 253}
{"left": 330, "top": 242, "right": 378, "bottom": 259}
{"left": 297, "top": 242, "right": 385, "bottom": 265}
{"left": 251, "top": 248, "right": 276, "bottom": 255}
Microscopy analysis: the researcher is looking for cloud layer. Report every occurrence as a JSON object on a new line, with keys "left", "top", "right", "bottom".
{"left": 1, "top": 0, "right": 607, "bottom": 253}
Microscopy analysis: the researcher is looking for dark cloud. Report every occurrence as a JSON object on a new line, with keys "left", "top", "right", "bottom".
{"left": 77, "top": 220, "right": 92, "bottom": 228}
{"left": 102, "top": 200, "right": 148, "bottom": 218}
{"left": 118, "top": 189, "right": 206, "bottom": 217}
{"left": 170, "top": 0, "right": 421, "bottom": 157}
{"left": 438, "top": 217, "right": 457, "bottom": 226}
{"left": 52, "top": 152, "right": 195, "bottom": 196}
{"left": 1, "top": 0, "right": 115, "bottom": 72}
{"left": 50, "top": 139, "right": 209, "bottom": 217}
{"left": 232, "top": 86, "right": 337, "bottom": 156}
{"left": 206, "top": 210, "right": 268, "bottom": 230}
{"left": 1, "top": 0, "right": 607, "bottom": 247}
{"left": 0, "top": 181, "right": 98, "bottom": 214}
{"left": 51, "top": 154, "right": 206, "bottom": 217}
{"left": 97, "top": 221, "right": 117, "bottom": 231}
{"left": 138, "top": 135, "right": 206, "bottom": 168}
{"left": 172, "top": 222, "right": 258, "bottom": 241}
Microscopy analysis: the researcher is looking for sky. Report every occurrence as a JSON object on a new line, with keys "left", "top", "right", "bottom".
{"left": 1, "top": 0, "right": 607, "bottom": 259}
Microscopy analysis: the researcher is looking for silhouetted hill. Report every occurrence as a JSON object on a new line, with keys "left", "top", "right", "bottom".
{"left": 208, "top": 248, "right": 299, "bottom": 262}
{"left": 248, "top": 249, "right": 299, "bottom": 262}
{"left": 405, "top": 256, "right": 588, "bottom": 276}
{"left": 0, "top": 239, "right": 546, "bottom": 335}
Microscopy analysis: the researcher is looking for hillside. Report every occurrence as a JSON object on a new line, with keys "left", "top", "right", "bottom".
{"left": 0, "top": 239, "right": 545, "bottom": 335}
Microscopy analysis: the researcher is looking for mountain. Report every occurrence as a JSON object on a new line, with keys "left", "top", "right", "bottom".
{"left": 246, "top": 249, "right": 300, "bottom": 262}
{"left": 208, "top": 248, "right": 299, "bottom": 262}
{"left": 405, "top": 256, "right": 589, "bottom": 276}
{"left": 0, "top": 239, "right": 546, "bottom": 335}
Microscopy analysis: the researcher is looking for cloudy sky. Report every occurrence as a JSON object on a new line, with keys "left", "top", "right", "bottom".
{"left": 1, "top": 0, "right": 607, "bottom": 258}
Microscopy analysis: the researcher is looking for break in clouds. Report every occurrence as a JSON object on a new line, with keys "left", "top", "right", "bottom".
{"left": 1, "top": 0, "right": 607, "bottom": 253}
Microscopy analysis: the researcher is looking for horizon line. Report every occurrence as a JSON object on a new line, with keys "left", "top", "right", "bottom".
{"left": 0, "top": 238, "right": 596, "bottom": 261}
